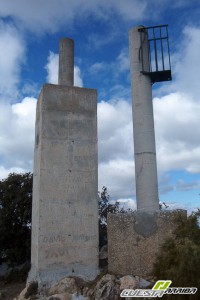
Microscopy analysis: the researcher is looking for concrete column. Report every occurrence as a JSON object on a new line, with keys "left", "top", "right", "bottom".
{"left": 28, "top": 38, "right": 99, "bottom": 288}
{"left": 58, "top": 38, "right": 74, "bottom": 86}
{"left": 129, "top": 26, "right": 159, "bottom": 212}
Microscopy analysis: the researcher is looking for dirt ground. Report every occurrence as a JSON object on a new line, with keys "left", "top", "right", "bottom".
{"left": 0, "top": 281, "right": 26, "bottom": 300}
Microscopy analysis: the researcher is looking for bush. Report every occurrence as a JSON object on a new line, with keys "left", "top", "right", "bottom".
{"left": 0, "top": 172, "right": 33, "bottom": 266}
{"left": 98, "top": 186, "right": 133, "bottom": 248}
{"left": 153, "top": 210, "right": 200, "bottom": 300}
{"left": 98, "top": 187, "right": 120, "bottom": 248}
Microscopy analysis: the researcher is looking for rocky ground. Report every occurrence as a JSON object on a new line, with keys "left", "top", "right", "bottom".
{"left": 11, "top": 273, "right": 153, "bottom": 300}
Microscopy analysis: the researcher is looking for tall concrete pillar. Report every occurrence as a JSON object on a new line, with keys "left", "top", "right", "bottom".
{"left": 29, "top": 38, "right": 99, "bottom": 287}
{"left": 129, "top": 26, "right": 159, "bottom": 212}
{"left": 58, "top": 38, "right": 74, "bottom": 86}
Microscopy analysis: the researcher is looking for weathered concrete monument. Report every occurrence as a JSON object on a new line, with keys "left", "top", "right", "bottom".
{"left": 108, "top": 25, "right": 176, "bottom": 276}
{"left": 28, "top": 38, "right": 99, "bottom": 287}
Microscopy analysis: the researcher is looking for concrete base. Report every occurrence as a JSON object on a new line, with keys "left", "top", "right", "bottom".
{"left": 108, "top": 210, "right": 187, "bottom": 277}
{"left": 28, "top": 84, "right": 99, "bottom": 288}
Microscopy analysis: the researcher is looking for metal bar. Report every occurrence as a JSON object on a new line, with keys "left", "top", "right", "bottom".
{"left": 160, "top": 27, "right": 165, "bottom": 70}
{"left": 153, "top": 27, "right": 158, "bottom": 71}
{"left": 149, "top": 37, "right": 168, "bottom": 41}
{"left": 144, "top": 24, "right": 168, "bottom": 29}
{"left": 148, "top": 39, "right": 152, "bottom": 72}
{"left": 166, "top": 26, "right": 171, "bottom": 70}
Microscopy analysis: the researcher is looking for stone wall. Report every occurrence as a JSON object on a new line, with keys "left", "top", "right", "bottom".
{"left": 108, "top": 210, "right": 187, "bottom": 277}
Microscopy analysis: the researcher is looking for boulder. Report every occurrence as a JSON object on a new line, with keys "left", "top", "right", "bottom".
{"left": 49, "top": 278, "right": 77, "bottom": 296}
{"left": 48, "top": 293, "right": 71, "bottom": 300}
{"left": 119, "top": 275, "right": 139, "bottom": 290}
{"left": 91, "top": 274, "right": 120, "bottom": 300}
{"left": 136, "top": 276, "right": 151, "bottom": 288}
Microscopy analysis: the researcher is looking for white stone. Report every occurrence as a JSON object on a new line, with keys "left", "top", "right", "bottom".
{"left": 120, "top": 275, "right": 139, "bottom": 290}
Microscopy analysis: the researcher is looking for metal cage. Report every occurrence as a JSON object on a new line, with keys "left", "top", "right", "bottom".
{"left": 138, "top": 25, "right": 172, "bottom": 84}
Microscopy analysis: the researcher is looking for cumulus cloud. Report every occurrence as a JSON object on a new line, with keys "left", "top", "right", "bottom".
{"left": 0, "top": 21, "right": 25, "bottom": 100}
{"left": 89, "top": 48, "right": 129, "bottom": 76}
{"left": 45, "top": 52, "right": 58, "bottom": 84}
{"left": 0, "top": 0, "right": 146, "bottom": 33}
{"left": 0, "top": 97, "right": 36, "bottom": 176}
{"left": 117, "top": 48, "right": 130, "bottom": 73}
{"left": 98, "top": 159, "right": 135, "bottom": 200}
{"left": 154, "top": 92, "right": 200, "bottom": 174}
{"left": 98, "top": 99, "right": 133, "bottom": 163}
{"left": 45, "top": 51, "right": 83, "bottom": 87}
{"left": 0, "top": 166, "right": 27, "bottom": 181}
{"left": 97, "top": 88, "right": 200, "bottom": 198}
{"left": 173, "top": 26, "right": 200, "bottom": 100}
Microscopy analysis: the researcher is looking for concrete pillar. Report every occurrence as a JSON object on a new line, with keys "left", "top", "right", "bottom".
{"left": 28, "top": 38, "right": 99, "bottom": 288}
{"left": 129, "top": 26, "right": 159, "bottom": 212}
{"left": 58, "top": 38, "right": 74, "bottom": 86}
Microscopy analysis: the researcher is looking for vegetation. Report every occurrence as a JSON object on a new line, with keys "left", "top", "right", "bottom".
{"left": 98, "top": 186, "right": 119, "bottom": 248}
{"left": 98, "top": 186, "right": 133, "bottom": 248}
{"left": 153, "top": 210, "right": 200, "bottom": 300}
{"left": 0, "top": 172, "right": 32, "bottom": 266}
{"left": 1, "top": 172, "right": 200, "bottom": 298}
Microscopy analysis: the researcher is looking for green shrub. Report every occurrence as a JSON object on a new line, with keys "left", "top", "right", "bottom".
{"left": 0, "top": 172, "right": 32, "bottom": 266}
{"left": 153, "top": 210, "right": 200, "bottom": 300}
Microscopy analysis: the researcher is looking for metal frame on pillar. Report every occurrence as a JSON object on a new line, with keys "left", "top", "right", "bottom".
{"left": 129, "top": 25, "right": 172, "bottom": 212}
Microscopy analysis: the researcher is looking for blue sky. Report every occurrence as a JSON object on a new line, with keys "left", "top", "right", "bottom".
{"left": 0, "top": 0, "right": 200, "bottom": 212}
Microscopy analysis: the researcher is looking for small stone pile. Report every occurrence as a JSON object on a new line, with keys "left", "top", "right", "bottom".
{"left": 15, "top": 274, "right": 152, "bottom": 300}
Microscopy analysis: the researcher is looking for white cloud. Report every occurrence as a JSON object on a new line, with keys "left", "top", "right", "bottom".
{"left": 0, "top": 21, "right": 25, "bottom": 100}
{"left": 45, "top": 51, "right": 83, "bottom": 87}
{"left": 173, "top": 26, "right": 200, "bottom": 100}
{"left": 0, "top": 97, "right": 36, "bottom": 173}
{"left": 0, "top": 166, "right": 26, "bottom": 181}
{"left": 0, "top": 0, "right": 146, "bottom": 33}
{"left": 117, "top": 198, "right": 136, "bottom": 211}
{"left": 117, "top": 48, "right": 130, "bottom": 73}
{"left": 74, "top": 66, "right": 83, "bottom": 87}
{"left": 98, "top": 88, "right": 200, "bottom": 198}
{"left": 97, "top": 99, "right": 135, "bottom": 199}
{"left": 99, "top": 159, "right": 135, "bottom": 200}
{"left": 154, "top": 92, "right": 200, "bottom": 174}
{"left": 89, "top": 48, "right": 129, "bottom": 76}
{"left": 45, "top": 52, "right": 58, "bottom": 84}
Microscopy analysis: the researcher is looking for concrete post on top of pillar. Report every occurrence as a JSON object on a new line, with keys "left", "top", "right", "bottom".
{"left": 58, "top": 38, "right": 74, "bottom": 86}
{"left": 129, "top": 26, "right": 159, "bottom": 212}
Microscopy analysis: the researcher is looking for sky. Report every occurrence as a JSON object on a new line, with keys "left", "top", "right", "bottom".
{"left": 0, "top": 0, "right": 200, "bottom": 212}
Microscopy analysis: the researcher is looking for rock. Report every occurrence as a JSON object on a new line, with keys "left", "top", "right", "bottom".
{"left": 48, "top": 293, "right": 71, "bottom": 300}
{"left": 17, "top": 281, "right": 38, "bottom": 299}
{"left": 120, "top": 275, "right": 139, "bottom": 290}
{"left": 49, "top": 278, "right": 77, "bottom": 296}
{"left": 99, "top": 245, "right": 108, "bottom": 260}
{"left": 91, "top": 274, "right": 120, "bottom": 300}
{"left": 136, "top": 277, "right": 151, "bottom": 288}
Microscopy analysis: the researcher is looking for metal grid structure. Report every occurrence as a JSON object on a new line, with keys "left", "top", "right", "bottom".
{"left": 139, "top": 25, "right": 172, "bottom": 84}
